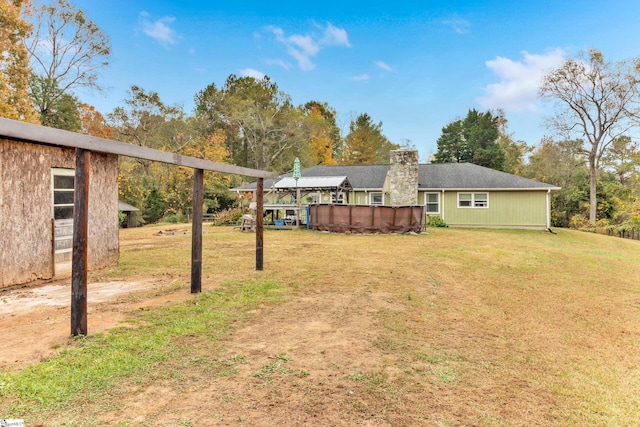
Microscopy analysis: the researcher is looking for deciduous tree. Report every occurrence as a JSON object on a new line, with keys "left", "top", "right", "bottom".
{"left": 24, "top": 0, "right": 110, "bottom": 126}
{"left": 496, "top": 110, "right": 531, "bottom": 175}
{"left": 341, "top": 113, "right": 397, "bottom": 165}
{"left": 79, "top": 103, "right": 112, "bottom": 138}
{"left": 195, "top": 75, "right": 308, "bottom": 172}
{"left": 302, "top": 101, "right": 341, "bottom": 166}
{"left": 524, "top": 138, "right": 589, "bottom": 227}
{"left": 29, "top": 74, "right": 80, "bottom": 130}
{"left": 539, "top": 49, "right": 640, "bottom": 224}
{"left": 109, "top": 86, "right": 191, "bottom": 222}
{"left": 0, "top": 0, "right": 38, "bottom": 122}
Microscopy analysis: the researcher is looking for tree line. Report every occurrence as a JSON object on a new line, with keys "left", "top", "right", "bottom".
{"left": 431, "top": 50, "right": 640, "bottom": 232}
{"left": 2, "top": 1, "right": 639, "bottom": 231}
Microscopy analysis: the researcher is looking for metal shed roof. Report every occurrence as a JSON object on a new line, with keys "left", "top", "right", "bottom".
{"left": 274, "top": 176, "right": 351, "bottom": 189}
{"left": 118, "top": 200, "right": 139, "bottom": 212}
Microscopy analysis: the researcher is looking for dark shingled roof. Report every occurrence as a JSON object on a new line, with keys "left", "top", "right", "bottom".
{"left": 418, "top": 163, "right": 559, "bottom": 190}
{"left": 234, "top": 163, "right": 560, "bottom": 191}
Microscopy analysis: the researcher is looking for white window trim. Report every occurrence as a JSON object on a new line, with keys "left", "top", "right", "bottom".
{"left": 52, "top": 168, "right": 75, "bottom": 219}
{"left": 424, "top": 192, "right": 440, "bottom": 214}
{"left": 457, "top": 192, "right": 489, "bottom": 209}
{"left": 370, "top": 192, "right": 384, "bottom": 205}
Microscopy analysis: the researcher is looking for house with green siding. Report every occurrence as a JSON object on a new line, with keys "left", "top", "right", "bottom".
{"left": 235, "top": 150, "right": 560, "bottom": 230}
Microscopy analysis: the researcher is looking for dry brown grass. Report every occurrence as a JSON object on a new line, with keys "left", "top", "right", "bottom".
{"left": 4, "top": 224, "right": 640, "bottom": 426}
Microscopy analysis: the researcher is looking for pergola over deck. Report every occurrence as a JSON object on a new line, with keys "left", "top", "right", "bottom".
{"left": 264, "top": 175, "right": 352, "bottom": 225}
{"left": 0, "top": 117, "right": 276, "bottom": 336}
{"left": 273, "top": 176, "right": 352, "bottom": 200}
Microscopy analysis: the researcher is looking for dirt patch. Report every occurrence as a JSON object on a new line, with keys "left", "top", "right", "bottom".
{"left": 0, "top": 278, "right": 192, "bottom": 370}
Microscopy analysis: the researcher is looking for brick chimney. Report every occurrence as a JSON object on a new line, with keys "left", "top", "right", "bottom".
{"left": 387, "top": 149, "right": 419, "bottom": 206}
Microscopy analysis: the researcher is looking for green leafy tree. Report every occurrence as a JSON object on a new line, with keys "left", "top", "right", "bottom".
{"left": 111, "top": 86, "right": 237, "bottom": 223}
{"left": 194, "top": 74, "right": 308, "bottom": 172}
{"left": 24, "top": 0, "right": 110, "bottom": 126}
{"left": 601, "top": 136, "right": 640, "bottom": 186}
{"left": 496, "top": 110, "right": 531, "bottom": 175}
{"left": 433, "top": 119, "right": 467, "bottom": 163}
{"left": 539, "top": 49, "right": 640, "bottom": 224}
{"left": 341, "top": 113, "right": 398, "bottom": 165}
{"left": 109, "top": 86, "right": 191, "bottom": 222}
{"left": 29, "top": 74, "right": 80, "bottom": 130}
{"left": 524, "top": 138, "right": 590, "bottom": 227}
{"left": 0, "top": 0, "right": 38, "bottom": 122}
{"left": 433, "top": 109, "right": 505, "bottom": 170}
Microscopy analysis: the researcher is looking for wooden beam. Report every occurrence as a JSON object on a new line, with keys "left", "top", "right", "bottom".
{"left": 256, "top": 178, "right": 264, "bottom": 271}
{"left": 191, "top": 169, "right": 204, "bottom": 293}
{"left": 71, "top": 148, "right": 90, "bottom": 336}
{"left": 0, "top": 117, "right": 276, "bottom": 179}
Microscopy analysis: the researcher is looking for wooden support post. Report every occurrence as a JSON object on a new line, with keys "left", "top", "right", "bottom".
{"left": 51, "top": 218, "right": 56, "bottom": 278}
{"left": 71, "top": 148, "right": 90, "bottom": 336}
{"left": 191, "top": 168, "right": 204, "bottom": 293}
{"left": 256, "top": 177, "right": 264, "bottom": 271}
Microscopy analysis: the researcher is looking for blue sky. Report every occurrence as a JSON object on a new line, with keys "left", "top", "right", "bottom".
{"left": 71, "top": 0, "right": 640, "bottom": 162}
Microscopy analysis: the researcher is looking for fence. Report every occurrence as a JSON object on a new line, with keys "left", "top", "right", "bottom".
{"left": 595, "top": 227, "right": 640, "bottom": 241}
{"left": 307, "top": 204, "right": 425, "bottom": 234}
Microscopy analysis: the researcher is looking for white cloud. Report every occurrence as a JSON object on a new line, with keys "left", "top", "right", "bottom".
{"left": 241, "top": 68, "right": 266, "bottom": 80}
{"left": 265, "top": 58, "right": 291, "bottom": 71}
{"left": 266, "top": 22, "right": 350, "bottom": 71}
{"left": 352, "top": 73, "right": 370, "bottom": 81}
{"left": 442, "top": 16, "right": 471, "bottom": 34}
{"left": 139, "top": 12, "right": 178, "bottom": 47}
{"left": 321, "top": 23, "right": 351, "bottom": 47}
{"left": 477, "top": 49, "right": 566, "bottom": 112}
{"left": 375, "top": 61, "right": 392, "bottom": 71}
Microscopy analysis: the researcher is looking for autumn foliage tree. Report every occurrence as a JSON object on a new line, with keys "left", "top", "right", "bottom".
{"left": 79, "top": 103, "right": 112, "bottom": 138}
{"left": 110, "top": 86, "right": 237, "bottom": 222}
{"left": 340, "top": 113, "right": 397, "bottom": 165}
{"left": 302, "top": 101, "right": 341, "bottom": 166}
{"left": 0, "top": 0, "right": 38, "bottom": 122}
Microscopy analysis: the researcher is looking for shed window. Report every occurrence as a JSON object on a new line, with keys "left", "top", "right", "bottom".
{"left": 52, "top": 169, "right": 75, "bottom": 220}
{"left": 370, "top": 192, "right": 383, "bottom": 205}
{"left": 457, "top": 192, "right": 489, "bottom": 209}
{"left": 425, "top": 193, "right": 440, "bottom": 213}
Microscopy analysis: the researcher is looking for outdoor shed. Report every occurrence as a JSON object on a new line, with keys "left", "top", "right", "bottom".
{"left": 0, "top": 136, "right": 119, "bottom": 288}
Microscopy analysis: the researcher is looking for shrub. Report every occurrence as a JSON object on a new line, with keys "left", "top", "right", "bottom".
{"left": 212, "top": 208, "right": 244, "bottom": 226}
{"left": 161, "top": 209, "right": 188, "bottom": 224}
{"left": 426, "top": 215, "right": 447, "bottom": 227}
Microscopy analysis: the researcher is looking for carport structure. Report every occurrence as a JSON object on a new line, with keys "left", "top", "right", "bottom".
{"left": 0, "top": 117, "right": 275, "bottom": 336}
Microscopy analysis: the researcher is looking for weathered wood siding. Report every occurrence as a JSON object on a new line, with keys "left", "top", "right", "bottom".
{"left": 0, "top": 139, "right": 119, "bottom": 287}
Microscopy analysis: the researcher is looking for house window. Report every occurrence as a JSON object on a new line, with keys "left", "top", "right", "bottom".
{"left": 424, "top": 193, "right": 439, "bottom": 213}
{"left": 52, "top": 168, "right": 75, "bottom": 219}
{"left": 370, "top": 192, "right": 383, "bottom": 205}
{"left": 458, "top": 192, "right": 489, "bottom": 208}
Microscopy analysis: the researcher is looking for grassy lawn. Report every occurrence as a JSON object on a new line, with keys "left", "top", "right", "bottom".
{"left": 1, "top": 225, "right": 640, "bottom": 426}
